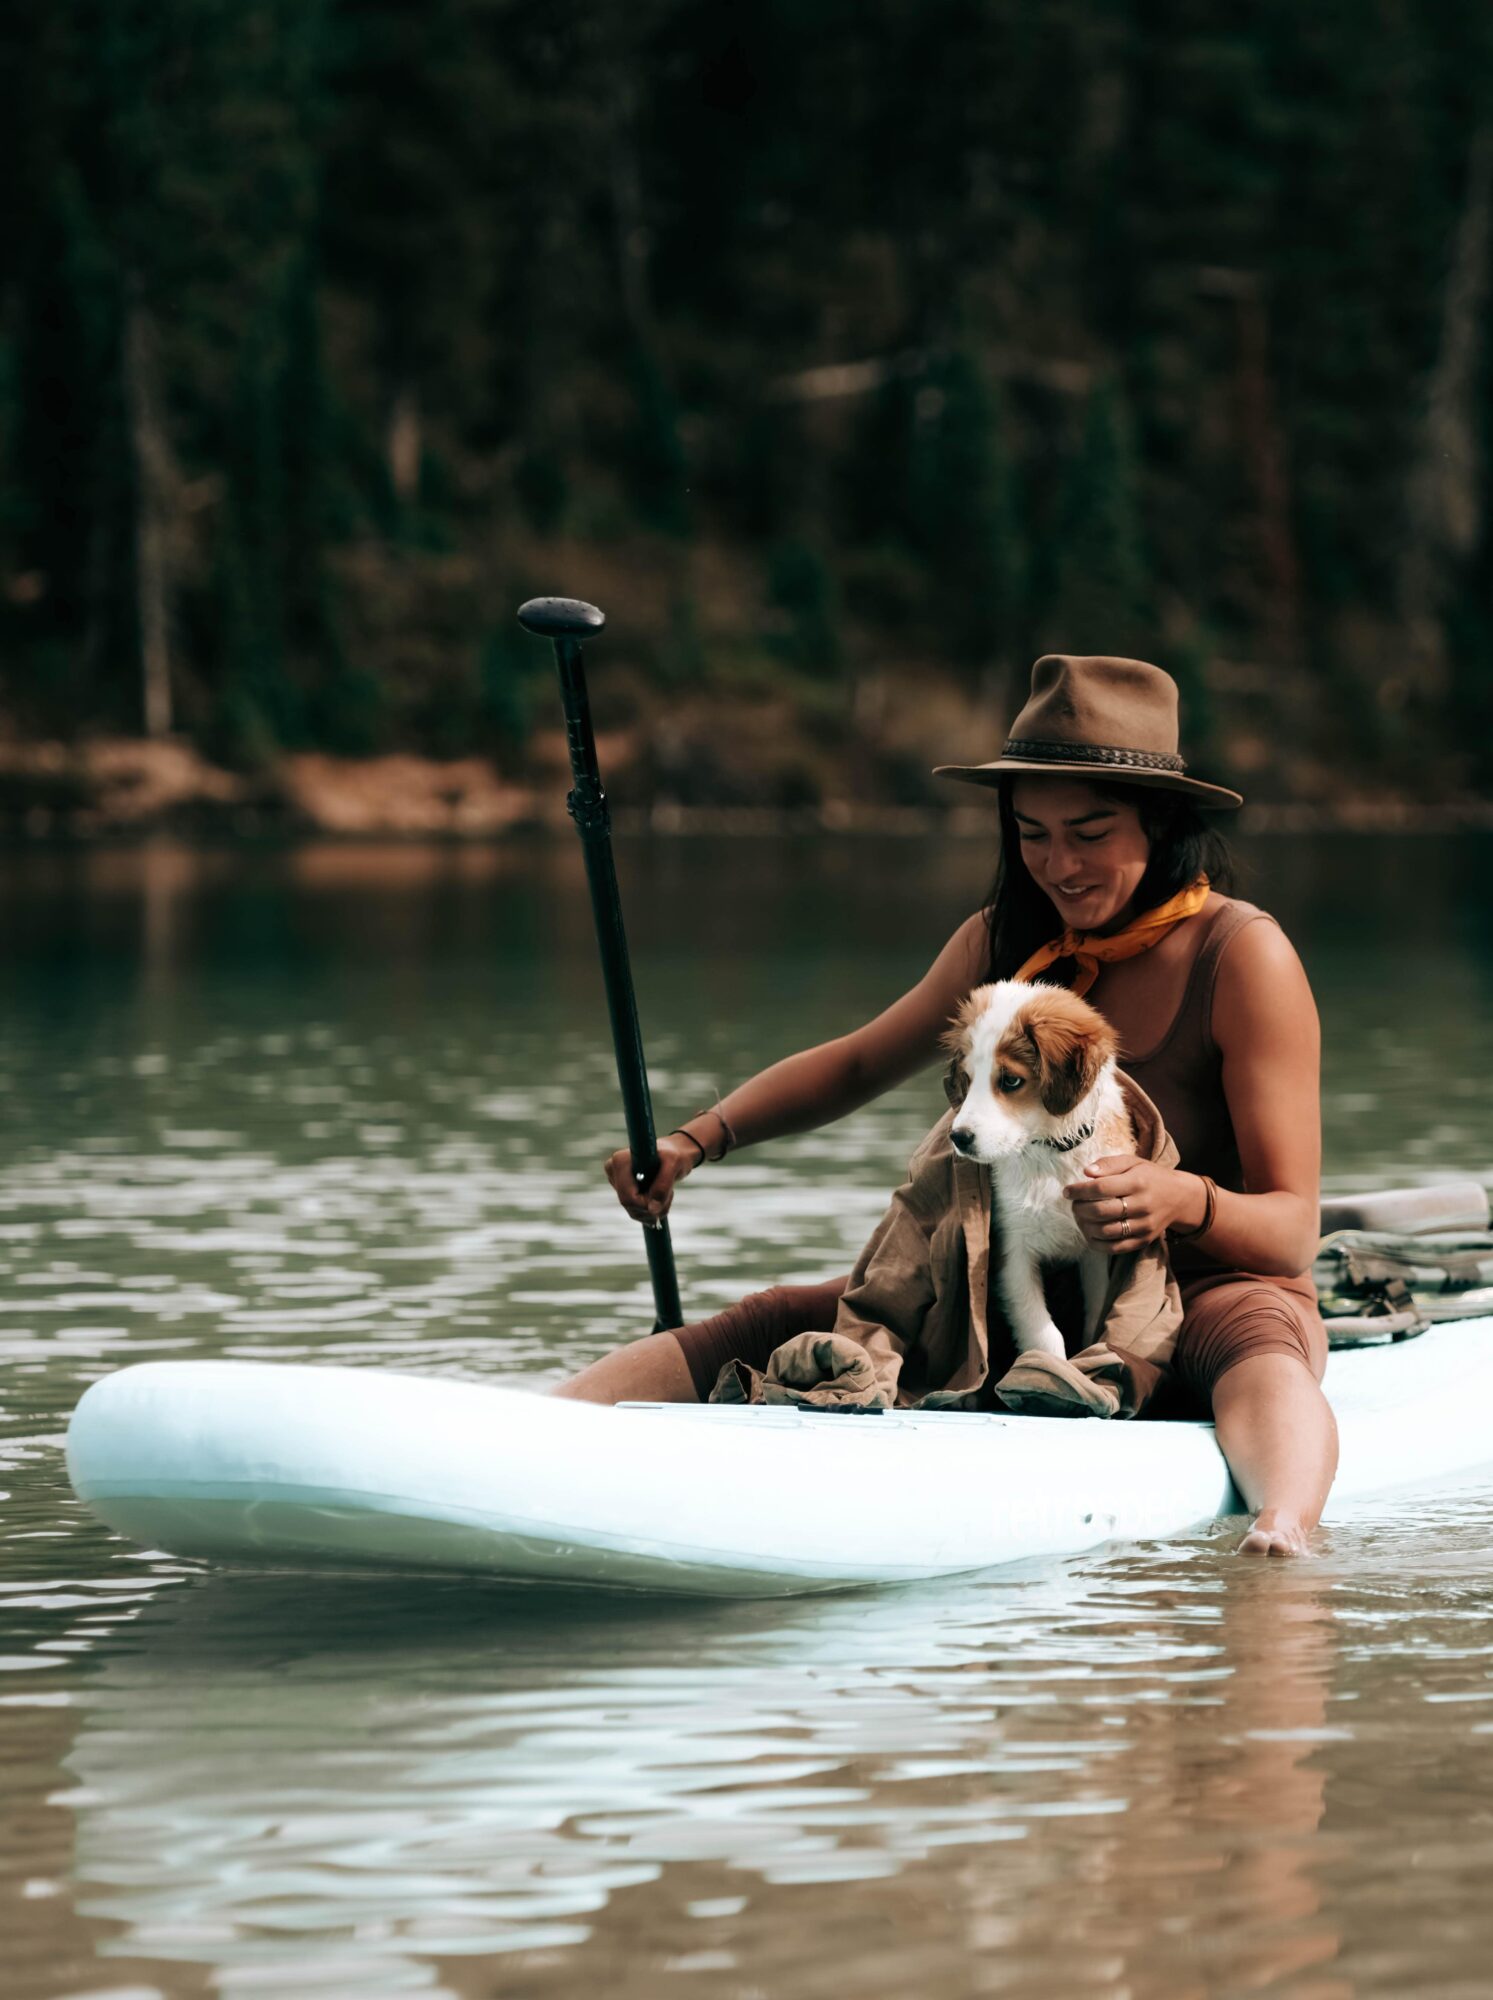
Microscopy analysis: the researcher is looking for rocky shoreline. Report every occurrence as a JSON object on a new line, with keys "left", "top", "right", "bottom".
{"left": 1, "top": 732, "right": 1489, "bottom": 841}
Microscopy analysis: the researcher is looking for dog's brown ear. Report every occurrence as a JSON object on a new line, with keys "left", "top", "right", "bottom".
{"left": 1020, "top": 995, "right": 1114, "bottom": 1115}
{"left": 939, "top": 990, "right": 985, "bottom": 1110}
{"left": 939, "top": 990, "right": 986, "bottom": 1058}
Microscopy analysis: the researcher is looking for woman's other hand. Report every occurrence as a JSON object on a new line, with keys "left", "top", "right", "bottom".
{"left": 604, "top": 1132, "right": 703, "bottom": 1221}
{"left": 1063, "top": 1155, "right": 1198, "bottom": 1253}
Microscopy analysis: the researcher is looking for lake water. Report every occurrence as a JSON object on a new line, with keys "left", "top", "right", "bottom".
{"left": 3, "top": 831, "right": 1493, "bottom": 1999}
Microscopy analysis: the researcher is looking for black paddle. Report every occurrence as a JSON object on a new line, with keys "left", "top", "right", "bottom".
{"left": 517, "top": 595, "right": 684, "bottom": 1332}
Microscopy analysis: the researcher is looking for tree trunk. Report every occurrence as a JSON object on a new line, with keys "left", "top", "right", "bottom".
{"left": 388, "top": 383, "right": 422, "bottom": 503}
{"left": 607, "top": 55, "right": 653, "bottom": 343}
{"left": 1400, "top": 125, "right": 1493, "bottom": 684}
{"left": 1234, "top": 291, "right": 1303, "bottom": 667}
{"left": 123, "top": 284, "right": 173, "bottom": 739}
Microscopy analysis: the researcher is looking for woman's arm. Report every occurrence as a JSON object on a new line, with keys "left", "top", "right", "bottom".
{"left": 1066, "top": 918, "right": 1322, "bottom": 1278}
{"left": 606, "top": 912, "right": 988, "bottom": 1218}
{"left": 1193, "top": 917, "right": 1322, "bottom": 1276}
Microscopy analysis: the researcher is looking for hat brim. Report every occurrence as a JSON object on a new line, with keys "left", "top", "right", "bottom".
{"left": 933, "top": 758, "right": 1243, "bottom": 811}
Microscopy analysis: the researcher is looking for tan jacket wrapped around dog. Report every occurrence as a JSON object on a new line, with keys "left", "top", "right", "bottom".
{"left": 710, "top": 1070, "right": 1183, "bottom": 1414}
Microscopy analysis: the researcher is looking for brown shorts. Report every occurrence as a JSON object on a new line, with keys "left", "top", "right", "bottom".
{"left": 674, "top": 1281, "right": 849, "bottom": 1401}
{"left": 1170, "top": 1267, "right": 1328, "bottom": 1411}
{"left": 672, "top": 1268, "right": 1327, "bottom": 1415}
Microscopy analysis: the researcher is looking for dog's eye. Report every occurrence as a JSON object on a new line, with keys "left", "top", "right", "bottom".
{"left": 998, "top": 1072, "right": 1025, "bottom": 1094}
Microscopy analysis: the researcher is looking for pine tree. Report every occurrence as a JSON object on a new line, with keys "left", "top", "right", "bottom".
{"left": 1043, "top": 379, "right": 1150, "bottom": 654}
{"left": 907, "top": 349, "right": 1024, "bottom": 672}
{"left": 321, "top": 0, "right": 504, "bottom": 523}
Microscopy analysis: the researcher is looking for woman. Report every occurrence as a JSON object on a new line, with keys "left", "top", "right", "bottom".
{"left": 557, "top": 654, "right": 1335, "bottom": 1558}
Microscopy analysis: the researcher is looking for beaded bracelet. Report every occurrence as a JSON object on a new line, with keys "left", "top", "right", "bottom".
{"left": 1169, "top": 1173, "right": 1218, "bottom": 1242}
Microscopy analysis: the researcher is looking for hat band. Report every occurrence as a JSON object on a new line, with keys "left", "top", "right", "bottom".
{"left": 1002, "top": 737, "right": 1187, "bottom": 774}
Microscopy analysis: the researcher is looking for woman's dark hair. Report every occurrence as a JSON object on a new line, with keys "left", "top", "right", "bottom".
{"left": 981, "top": 778, "right": 1236, "bottom": 984}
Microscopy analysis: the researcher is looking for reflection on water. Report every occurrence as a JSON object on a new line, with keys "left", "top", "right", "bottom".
{"left": 59, "top": 1555, "right": 1328, "bottom": 1987}
{"left": 3, "top": 833, "right": 1493, "bottom": 1997}
{"left": 22, "top": 1511, "right": 1493, "bottom": 1998}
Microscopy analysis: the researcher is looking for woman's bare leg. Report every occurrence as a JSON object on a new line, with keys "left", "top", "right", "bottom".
{"left": 1211, "top": 1353, "right": 1339, "bottom": 1556}
{"left": 551, "top": 1331, "right": 699, "bottom": 1405}
{"left": 552, "top": 1279, "right": 850, "bottom": 1407}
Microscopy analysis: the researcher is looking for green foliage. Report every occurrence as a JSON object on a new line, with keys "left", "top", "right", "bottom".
{"left": 479, "top": 615, "right": 549, "bottom": 757}
{"left": 905, "top": 351, "right": 1025, "bottom": 670}
{"left": 657, "top": 590, "right": 708, "bottom": 687}
{"left": 627, "top": 343, "right": 691, "bottom": 537}
{"left": 765, "top": 539, "right": 840, "bottom": 679}
{"left": 0, "top": 1, "right": 1488, "bottom": 795}
{"left": 1045, "top": 379, "right": 1149, "bottom": 654}
{"left": 513, "top": 449, "right": 569, "bottom": 537}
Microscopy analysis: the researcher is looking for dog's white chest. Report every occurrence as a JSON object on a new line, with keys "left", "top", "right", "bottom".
{"left": 989, "top": 1158, "right": 1088, "bottom": 1262}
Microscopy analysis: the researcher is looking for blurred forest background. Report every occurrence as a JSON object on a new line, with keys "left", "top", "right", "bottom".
{"left": 2, "top": 0, "right": 1492, "bottom": 833}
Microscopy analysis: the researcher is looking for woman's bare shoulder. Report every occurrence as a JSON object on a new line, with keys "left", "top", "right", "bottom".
{"left": 1215, "top": 894, "right": 1303, "bottom": 959}
{"left": 1211, "top": 901, "right": 1317, "bottom": 1046}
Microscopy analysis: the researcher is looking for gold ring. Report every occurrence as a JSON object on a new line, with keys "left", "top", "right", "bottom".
{"left": 1120, "top": 1217, "right": 1129, "bottom": 1238}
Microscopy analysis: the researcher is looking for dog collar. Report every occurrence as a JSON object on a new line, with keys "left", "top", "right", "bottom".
{"left": 1034, "top": 1119, "right": 1095, "bottom": 1153}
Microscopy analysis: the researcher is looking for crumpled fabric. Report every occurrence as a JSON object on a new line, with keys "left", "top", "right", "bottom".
{"left": 1314, "top": 1230, "right": 1493, "bottom": 1327}
{"left": 711, "top": 1331, "right": 889, "bottom": 1409}
{"left": 709, "top": 1070, "right": 1184, "bottom": 1413}
{"left": 991, "top": 1343, "right": 1167, "bottom": 1419}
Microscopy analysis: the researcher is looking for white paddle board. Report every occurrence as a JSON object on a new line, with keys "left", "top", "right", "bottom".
{"left": 64, "top": 1318, "right": 1493, "bottom": 1596}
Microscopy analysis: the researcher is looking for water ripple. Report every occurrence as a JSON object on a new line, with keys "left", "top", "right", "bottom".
{"left": 3, "top": 835, "right": 1493, "bottom": 1997}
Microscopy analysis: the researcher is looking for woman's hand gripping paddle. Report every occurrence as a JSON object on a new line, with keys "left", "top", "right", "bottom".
{"left": 517, "top": 597, "right": 684, "bottom": 1331}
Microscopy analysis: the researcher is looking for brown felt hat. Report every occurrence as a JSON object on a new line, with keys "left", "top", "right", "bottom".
{"left": 935, "top": 654, "right": 1243, "bottom": 810}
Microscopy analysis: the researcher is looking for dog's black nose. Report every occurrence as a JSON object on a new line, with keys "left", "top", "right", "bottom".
{"left": 950, "top": 1126, "right": 975, "bottom": 1156}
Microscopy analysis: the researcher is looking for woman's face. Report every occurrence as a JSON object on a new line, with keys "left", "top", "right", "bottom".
{"left": 1009, "top": 777, "right": 1152, "bottom": 934}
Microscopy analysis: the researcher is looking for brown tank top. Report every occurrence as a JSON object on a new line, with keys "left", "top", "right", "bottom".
{"left": 991, "top": 894, "right": 1315, "bottom": 1332}
{"left": 1030, "top": 895, "right": 1316, "bottom": 1308}
{"left": 1113, "top": 898, "right": 1278, "bottom": 1275}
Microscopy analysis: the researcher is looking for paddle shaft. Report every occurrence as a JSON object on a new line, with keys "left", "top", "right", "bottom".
{"left": 521, "top": 601, "right": 683, "bottom": 1331}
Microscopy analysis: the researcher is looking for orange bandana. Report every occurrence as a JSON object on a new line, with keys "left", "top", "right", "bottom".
{"left": 1014, "top": 874, "right": 1211, "bottom": 997}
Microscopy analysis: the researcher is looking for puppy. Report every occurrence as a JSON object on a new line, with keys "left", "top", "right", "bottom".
{"left": 942, "top": 980, "right": 1134, "bottom": 1360}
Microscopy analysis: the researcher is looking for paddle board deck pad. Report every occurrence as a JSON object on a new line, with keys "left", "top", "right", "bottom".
{"left": 66, "top": 1321, "right": 1493, "bottom": 1596}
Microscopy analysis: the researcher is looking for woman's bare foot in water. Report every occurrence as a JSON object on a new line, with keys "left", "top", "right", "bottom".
{"left": 1237, "top": 1508, "right": 1313, "bottom": 1557}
